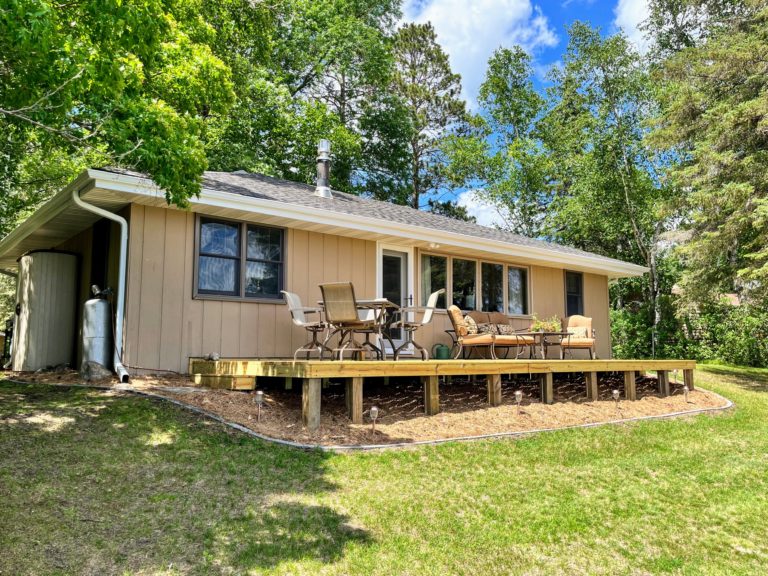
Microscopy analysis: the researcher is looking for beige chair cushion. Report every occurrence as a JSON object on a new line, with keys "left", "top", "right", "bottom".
{"left": 464, "top": 315, "right": 479, "bottom": 335}
{"left": 562, "top": 337, "right": 595, "bottom": 348}
{"left": 447, "top": 305, "right": 468, "bottom": 337}
{"left": 495, "top": 335, "right": 531, "bottom": 346}
{"left": 462, "top": 333, "right": 494, "bottom": 345}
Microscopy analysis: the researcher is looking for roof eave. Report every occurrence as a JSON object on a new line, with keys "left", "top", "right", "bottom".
{"left": 87, "top": 169, "right": 648, "bottom": 278}
{"left": 0, "top": 170, "right": 96, "bottom": 266}
{"left": 1, "top": 168, "right": 649, "bottom": 278}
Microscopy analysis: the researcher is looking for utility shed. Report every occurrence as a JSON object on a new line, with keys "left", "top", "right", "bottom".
{"left": 12, "top": 251, "right": 78, "bottom": 371}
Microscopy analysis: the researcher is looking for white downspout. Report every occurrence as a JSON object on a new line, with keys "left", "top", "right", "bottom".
{"left": 72, "top": 189, "right": 130, "bottom": 383}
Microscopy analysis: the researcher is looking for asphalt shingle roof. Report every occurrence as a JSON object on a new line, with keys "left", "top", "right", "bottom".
{"left": 199, "top": 170, "right": 635, "bottom": 268}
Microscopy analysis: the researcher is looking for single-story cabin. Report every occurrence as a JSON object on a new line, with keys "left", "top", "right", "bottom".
{"left": 0, "top": 166, "right": 647, "bottom": 379}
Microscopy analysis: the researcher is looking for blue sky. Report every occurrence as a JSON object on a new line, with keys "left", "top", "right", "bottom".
{"left": 401, "top": 0, "right": 651, "bottom": 225}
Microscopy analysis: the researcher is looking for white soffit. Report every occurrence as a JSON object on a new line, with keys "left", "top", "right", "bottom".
{"left": 0, "top": 169, "right": 649, "bottom": 278}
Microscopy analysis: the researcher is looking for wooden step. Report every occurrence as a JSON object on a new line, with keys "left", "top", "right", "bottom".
{"left": 192, "top": 374, "right": 256, "bottom": 390}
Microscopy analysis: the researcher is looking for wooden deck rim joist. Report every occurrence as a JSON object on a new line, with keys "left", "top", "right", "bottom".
{"left": 189, "top": 357, "right": 697, "bottom": 432}
{"left": 189, "top": 358, "right": 697, "bottom": 379}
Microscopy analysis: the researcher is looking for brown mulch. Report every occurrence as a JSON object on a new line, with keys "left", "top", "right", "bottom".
{"left": 6, "top": 369, "right": 728, "bottom": 446}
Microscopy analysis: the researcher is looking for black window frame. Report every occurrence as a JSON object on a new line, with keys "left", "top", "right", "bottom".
{"left": 565, "top": 270, "right": 584, "bottom": 316}
{"left": 195, "top": 216, "right": 285, "bottom": 301}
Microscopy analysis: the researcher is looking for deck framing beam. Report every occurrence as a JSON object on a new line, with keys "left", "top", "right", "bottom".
{"left": 487, "top": 374, "right": 502, "bottom": 406}
{"left": 345, "top": 377, "right": 364, "bottom": 424}
{"left": 302, "top": 378, "right": 322, "bottom": 432}
{"left": 585, "top": 371, "right": 599, "bottom": 401}
{"left": 624, "top": 371, "right": 637, "bottom": 401}
{"left": 540, "top": 372, "right": 554, "bottom": 404}
{"left": 657, "top": 370, "right": 670, "bottom": 396}
{"left": 423, "top": 375, "right": 440, "bottom": 415}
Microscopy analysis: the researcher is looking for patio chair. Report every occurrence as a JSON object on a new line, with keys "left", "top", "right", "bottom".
{"left": 393, "top": 288, "right": 445, "bottom": 360}
{"left": 560, "top": 315, "right": 596, "bottom": 359}
{"left": 281, "top": 291, "right": 332, "bottom": 361}
{"left": 319, "top": 282, "right": 380, "bottom": 360}
{"left": 447, "top": 305, "right": 497, "bottom": 359}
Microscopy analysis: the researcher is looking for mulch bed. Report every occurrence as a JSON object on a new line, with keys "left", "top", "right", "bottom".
{"left": 6, "top": 369, "right": 729, "bottom": 447}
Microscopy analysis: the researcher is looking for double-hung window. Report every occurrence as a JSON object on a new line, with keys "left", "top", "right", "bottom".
{"left": 507, "top": 267, "right": 528, "bottom": 315}
{"left": 481, "top": 262, "right": 504, "bottom": 313}
{"left": 565, "top": 271, "right": 584, "bottom": 316}
{"left": 197, "top": 217, "right": 284, "bottom": 299}
{"left": 452, "top": 258, "right": 477, "bottom": 310}
{"left": 421, "top": 254, "right": 447, "bottom": 308}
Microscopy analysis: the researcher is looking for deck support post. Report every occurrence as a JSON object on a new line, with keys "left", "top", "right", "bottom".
{"left": 487, "top": 374, "right": 502, "bottom": 406}
{"left": 422, "top": 375, "right": 440, "bottom": 415}
{"left": 302, "top": 378, "right": 322, "bottom": 432}
{"left": 284, "top": 377, "right": 292, "bottom": 390}
{"left": 657, "top": 370, "right": 670, "bottom": 396}
{"left": 683, "top": 369, "right": 695, "bottom": 391}
{"left": 540, "top": 373, "right": 554, "bottom": 404}
{"left": 585, "top": 372, "right": 598, "bottom": 401}
{"left": 624, "top": 371, "right": 637, "bottom": 401}
{"left": 345, "top": 377, "right": 364, "bottom": 424}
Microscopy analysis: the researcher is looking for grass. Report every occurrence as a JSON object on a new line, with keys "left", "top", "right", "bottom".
{"left": 1, "top": 365, "right": 767, "bottom": 575}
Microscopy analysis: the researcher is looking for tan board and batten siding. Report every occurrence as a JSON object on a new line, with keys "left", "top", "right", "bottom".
{"left": 122, "top": 205, "right": 378, "bottom": 373}
{"left": 122, "top": 204, "right": 612, "bottom": 373}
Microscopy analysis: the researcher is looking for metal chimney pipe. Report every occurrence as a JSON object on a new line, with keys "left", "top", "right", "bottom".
{"left": 315, "top": 139, "right": 332, "bottom": 198}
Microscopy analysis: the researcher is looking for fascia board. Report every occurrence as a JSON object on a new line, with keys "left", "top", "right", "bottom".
{"left": 89, "top": 169, "right": 649, "bottom": 278}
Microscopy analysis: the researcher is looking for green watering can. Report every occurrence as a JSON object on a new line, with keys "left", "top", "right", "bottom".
{"left": 432, "top": 343, "right": 451, "bottom": 360}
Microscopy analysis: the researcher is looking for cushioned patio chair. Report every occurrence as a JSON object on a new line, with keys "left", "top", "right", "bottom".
{"left": 560, "top": 315, "right": 596, "bottom": 359}
{"left": 393, "top": 289, "right": 445, "bottom": 360}
{"left": 281, "top": 290, "right": 332, "bottom": 360}
{"left": 464, "top": 310, "right": 535, "bottom": 359}
{"left": 319, "top": 282, "right": 380, "bottom": 360}
{"left": 447, "top": 305, "right": 498, "bottom": 359}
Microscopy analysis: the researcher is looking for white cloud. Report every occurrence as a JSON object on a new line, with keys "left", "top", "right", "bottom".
{"left": 402, "top": 0, "right": 558, "bottom": 106}
{"left": 456, "top": 190, "right": 507, "bottom": 228}
{"left": 613, "top": 0, "right": 651, "bottom": 53}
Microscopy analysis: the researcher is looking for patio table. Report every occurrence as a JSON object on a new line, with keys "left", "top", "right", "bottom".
{"left": 318, "top": 297, "right": 400, "bottom": 359}
{"left": 515, "top": 331, "right": 572, "bottom": 359}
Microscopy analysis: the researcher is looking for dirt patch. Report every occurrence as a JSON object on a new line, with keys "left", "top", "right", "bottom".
{"left": 5, "top": 370, "right": 728, "bottom": 446}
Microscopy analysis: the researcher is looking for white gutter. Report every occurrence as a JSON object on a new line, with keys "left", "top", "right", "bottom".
{"left": 88, "top": 169, "right": 649, "bottom": 278}
{"left": 72, "top": 189, "right": 130, "bottom": 383}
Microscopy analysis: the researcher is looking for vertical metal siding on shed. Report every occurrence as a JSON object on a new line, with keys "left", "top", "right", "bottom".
{"left": 12, "top": 251, "right": 78, "bottom": 371}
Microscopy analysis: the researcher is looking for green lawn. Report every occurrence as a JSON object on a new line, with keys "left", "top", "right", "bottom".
{"left": 1, "top": 366, "right": 767, "bottom": 575}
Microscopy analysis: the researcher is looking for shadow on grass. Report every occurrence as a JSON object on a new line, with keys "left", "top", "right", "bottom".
{"left": 698, "top": 364, "right": 768, "bottom": 393}
{"left": 0, "top": 381, "right": 370, "bottom": 574}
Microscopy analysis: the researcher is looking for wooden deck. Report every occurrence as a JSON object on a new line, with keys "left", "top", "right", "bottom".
{"left": 189, "top": 357, "right": 697, "bottom": 432}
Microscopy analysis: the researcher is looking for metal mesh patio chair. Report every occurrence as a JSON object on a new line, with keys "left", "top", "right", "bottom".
{"left": 319, "top": 282, "right": 380, "bottom": 360}
{"left": 281, "top": 290, "right": 332, "bottom": 360}
{"left": 393, "top": 289, "right": 445, "bottom": 360}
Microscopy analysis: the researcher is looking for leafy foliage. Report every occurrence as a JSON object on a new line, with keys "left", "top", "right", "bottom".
{"left": 391, "top": 22, "right": 467, "bottom": 209}
{"left": 0, "top": 0, "right": 235, "bottom": 208}
{"left": 444, "top": 47, "right": 549, "bottom": 235}
{"left": 649, "top": 0, "right": 768, "bottom": 302}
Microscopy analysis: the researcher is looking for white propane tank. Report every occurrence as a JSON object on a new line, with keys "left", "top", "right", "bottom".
{"left": 81, "top": 298, "right": 112, "bottom": 371}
